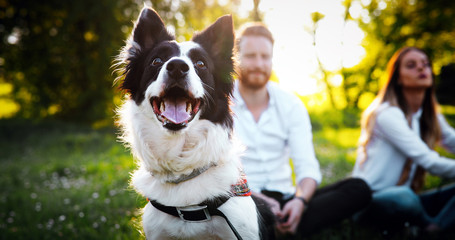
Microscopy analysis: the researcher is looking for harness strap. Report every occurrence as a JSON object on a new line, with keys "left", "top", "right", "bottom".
{"left": 149, "top": 197, "right": 243, "bottom": 240}
{"left": 208, "top": 207, "right": 243, "bottom": 240}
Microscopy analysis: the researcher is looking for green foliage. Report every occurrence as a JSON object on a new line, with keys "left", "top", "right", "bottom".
{"left": 0, "top": 0, "right": 140, "bottom": 123}
{"left": 308, "top": 107, "right": 361, "bottom": 131}
{"left": 2, "top": 0, "right": 455, "bottom": 123}
{"left": 349, "top": 0, "right": 455, "bottom": 109}
{"left": 0, "top": 0, "right": 244, "bottom": 124}
{"left": 147, "top": 0, "right": 245, "bottom": 42}
{"left": 309, "top": 0, "right": 455, "bottom": 113}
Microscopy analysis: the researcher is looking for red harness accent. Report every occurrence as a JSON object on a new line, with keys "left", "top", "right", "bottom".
{"left": 230, "top": 173, "right": 251, "bottom": 197}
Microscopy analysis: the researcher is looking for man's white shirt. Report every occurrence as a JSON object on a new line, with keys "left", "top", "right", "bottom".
{"left": 232, "top": 81, "right": 321, "bottom": 195}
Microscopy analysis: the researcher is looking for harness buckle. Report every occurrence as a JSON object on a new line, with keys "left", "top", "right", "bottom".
{"left": 176, "top": 205, "right": 211, "bottom": 222}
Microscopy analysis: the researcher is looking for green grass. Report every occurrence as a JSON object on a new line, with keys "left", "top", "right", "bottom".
{"left": 1, "top": 118, "right": 454, "bottom": 239}
{"left": 0, "top": 120, "right": 145, "bottom": 240}
{"left": 313, "top": 127, "right": 360, "bottom": 186}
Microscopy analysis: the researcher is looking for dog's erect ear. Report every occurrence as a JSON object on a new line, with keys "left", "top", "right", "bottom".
{"left": 120, "top": 7, "right": 174, "bottom": 103}
{"left": 132, "top": 7, "right": 174, "bottom": 50}
{"left": 193, "top": 15, "right": 235, "bottom": 129}
{"left": 192, "top": 15, "right": 234, "bottom": 67}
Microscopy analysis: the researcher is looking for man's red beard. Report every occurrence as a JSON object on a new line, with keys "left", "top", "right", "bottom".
{"left": 239, "top": 70, "right": 270, "bottom": 90}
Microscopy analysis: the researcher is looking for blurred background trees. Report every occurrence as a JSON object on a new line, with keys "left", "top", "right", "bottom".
{"left": 349, "top": 0, "right": 455, "bottom": 113}
{"left": 1, "top": 0, "right": 454, "bottom": 125}
{"left": 308, "top": 0, "right": 455, "bottom": 126}
{"left": 0, "top": 0, "right": 244, "bottom": 124}
{"left": 1, "top": 0, "right": 136, "bottom": 123}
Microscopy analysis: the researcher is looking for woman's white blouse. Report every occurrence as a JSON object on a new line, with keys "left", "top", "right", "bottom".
{"left": 352, "top": 102, "right": 455, "bottom": 191}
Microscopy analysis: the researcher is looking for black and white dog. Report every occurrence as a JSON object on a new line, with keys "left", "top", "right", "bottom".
{"left": 115, "top": 7, "right": 274, "bottom": 240}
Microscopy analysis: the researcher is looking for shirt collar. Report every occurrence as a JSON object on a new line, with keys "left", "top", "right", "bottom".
{"left": 232, "top": 80, "right": 245, "bottom": 107}
{"left": 412, "top": 108, "right": 423, "bottom": 119}
{"left": 233, "top": 80, "right": 275, "bottom": 108}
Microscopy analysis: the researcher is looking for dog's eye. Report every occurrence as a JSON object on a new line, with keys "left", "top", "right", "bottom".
{"left": 195, "top": 60, "right": 206, "bottom": 69}
{"left": 151, "top": 58, "right": 163, "bottom": 66}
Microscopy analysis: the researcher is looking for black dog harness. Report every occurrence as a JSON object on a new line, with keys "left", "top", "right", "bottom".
{"left": 148, "top": 174, "right": 251, "bottom": 240}
{"left": 149, "top": 196, "right": 243, "bottom": 240}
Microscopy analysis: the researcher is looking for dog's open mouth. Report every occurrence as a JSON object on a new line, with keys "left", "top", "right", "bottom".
{"left": 151, "top": 87, "right": 201, "bottom": 131}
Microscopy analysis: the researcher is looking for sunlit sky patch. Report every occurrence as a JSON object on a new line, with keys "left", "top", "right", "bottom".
{"left": 238, "top": 0, "right": 366, "bottom": 95}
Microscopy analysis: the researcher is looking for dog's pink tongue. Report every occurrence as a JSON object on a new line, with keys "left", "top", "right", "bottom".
{"left": 162, "top": 99, "right": 190, "bottom": 124}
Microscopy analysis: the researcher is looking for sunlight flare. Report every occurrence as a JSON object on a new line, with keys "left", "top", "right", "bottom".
{"left": 239, "top": 0, "right": 366, "bottom": 96}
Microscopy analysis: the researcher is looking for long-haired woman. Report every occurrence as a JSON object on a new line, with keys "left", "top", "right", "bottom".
{"left": 352, "top": 46, "right": 455, "bottom": 233}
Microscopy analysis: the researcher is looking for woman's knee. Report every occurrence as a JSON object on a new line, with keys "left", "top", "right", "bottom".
{"left": 374, "top": 187, "right": 422, "bottom": 214}
{"left": 395, "top": 188, "right": 420, "bottom": 207}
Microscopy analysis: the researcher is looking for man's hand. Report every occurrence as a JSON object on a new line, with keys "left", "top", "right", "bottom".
{"left": 276, "top": 198, "right": 305, "bottom": 234}
{"left": 275, "top": 177, "right": 316, "bottom": 234}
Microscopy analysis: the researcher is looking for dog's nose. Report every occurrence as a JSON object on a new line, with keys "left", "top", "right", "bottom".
{"left": 166, "top": 59, "right": 189, "bottom": 79}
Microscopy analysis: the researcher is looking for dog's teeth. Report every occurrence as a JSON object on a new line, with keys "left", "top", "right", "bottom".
{"left": 160, "top": 101, "right": 165, "bottom": 112}
{"left": 186, "top": 102, "right": 192, "bottom": 113}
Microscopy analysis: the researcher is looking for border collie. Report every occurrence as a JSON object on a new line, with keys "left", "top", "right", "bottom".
{"left": 115, "top": 7, "right": 274, "bottom": 240}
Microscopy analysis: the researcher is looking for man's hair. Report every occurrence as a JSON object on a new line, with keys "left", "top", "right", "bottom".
{"left": 234, "top": 22, "right": 274, "bottom": 54}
